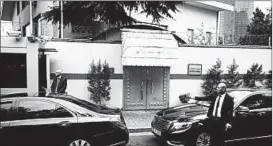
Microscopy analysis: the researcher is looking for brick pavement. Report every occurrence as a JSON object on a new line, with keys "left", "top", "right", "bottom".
{"left": 122, "top": 110, "right": 159, "bottom": 133}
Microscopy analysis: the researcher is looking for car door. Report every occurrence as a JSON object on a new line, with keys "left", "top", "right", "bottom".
{"left": 255, "top": 92, "right": 272, "bottom": 137}
{"left": 227, "top": 93, "right": 271, "bottom": 141}
{"left": 10, "top": 98, "right": 77, "bottom": 146}
{"left": 0, "top": 99, "right": 16, "bottom": 146}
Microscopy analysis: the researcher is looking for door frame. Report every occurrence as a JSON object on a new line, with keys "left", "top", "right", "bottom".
{"left": 122, "top": 66, "right": 170, "bottom": 110}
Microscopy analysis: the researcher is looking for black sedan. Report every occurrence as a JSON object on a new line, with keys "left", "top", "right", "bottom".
{"left": 151, "top": 89, "right": 272, "bottom": 146}
{"left": 0, "top": 93, "right": 129, "bottom": 146}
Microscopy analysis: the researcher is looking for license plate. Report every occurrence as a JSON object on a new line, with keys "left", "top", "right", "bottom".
{"left": 152, "top": 128, "right": 161, "bottom": 136}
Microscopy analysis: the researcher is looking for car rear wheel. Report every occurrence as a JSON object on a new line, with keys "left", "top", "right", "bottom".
{"left": 68, "top": 139, "right": 91, "bottom": 146}
{"left": 195, "top": 132, "right": 211, "bottom": 146}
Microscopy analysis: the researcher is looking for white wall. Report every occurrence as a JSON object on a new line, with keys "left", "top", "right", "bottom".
{"left": 130, "top": 4, "right": 218, "bottom": 43}
{"left": 46, "top": 42, "right": 123, "bottom": 108}
{"left": 46, "top": 42, "right": 123, "bottom": 74}
{"left": 46, "top": 41, "right": 271, "bottom": 109}
{"left": 171, "top": 47, "right": 271, "bottom": 74}
{"left": 169, "top": 46, "right": 272, "bottom": 107}
{"left": 62, "top": 80, "right": 123, "bottom": 108}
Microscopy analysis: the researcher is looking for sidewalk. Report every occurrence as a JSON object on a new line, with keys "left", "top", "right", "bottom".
{"left": 122, "top": 110, "right": 159, "bottom": 133}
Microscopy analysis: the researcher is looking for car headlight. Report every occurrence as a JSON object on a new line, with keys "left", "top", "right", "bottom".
{"left": 169, "top": 122, "right": 192, "bottom": 134}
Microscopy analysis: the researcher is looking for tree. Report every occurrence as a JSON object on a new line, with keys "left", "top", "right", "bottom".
{"left": 239, "top": 8, "right": 272, "bottom": 45}
{"left": 87, "top": 60, "right": 111, "bottom": 105}
{"left": 42, "top": 1, "right": 181, "bottom": 27}
{"left": 201, "top": 59, "right": 223, "bottom": 95}
{"left": 243, "top": 63, "right": 264, "bottom": 88}
{"left": 224, "top": 59, "right": 240, "bottom": 88}
{"left": 248, "top": 8, "right": 271, "bottom": 35}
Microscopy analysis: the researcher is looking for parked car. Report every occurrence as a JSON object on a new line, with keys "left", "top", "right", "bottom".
{"left": 0, "top": 93, "right": 129, "bottom": 146}
{"left": 151, "top": 89, "right": 272, "bottom": 146}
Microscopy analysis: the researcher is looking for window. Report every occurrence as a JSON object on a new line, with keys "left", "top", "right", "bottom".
{"left": 206, "top": 32, "right": 212, "bottom": 45}
{"left": 0, "top": 53, "right": 27, "bottom": 88}
{"left": 33, "top": 14, "right": 41, "bottom": 37}
{"left": 240, "top": 94, "right": 272, "bottom": 110}
{"left": 22, "top": 1, "right": 29, "bottom": 10}
{"left": 16, "top": 1, "right": 20, "bottom": 15}
{"left": 188, "top": 29, "right": 194, "bottom": 44}
{"left": 17, "top": 100, "right": 73, "bottom": 120}
{"left": 0, "top": 101, "right": 13, "bottom": 121}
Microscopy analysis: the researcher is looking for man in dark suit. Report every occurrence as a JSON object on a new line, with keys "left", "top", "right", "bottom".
{"left": 191, "top": 83, "right": 234, "bottom": 146}
{"left": 51, "top": 69, "right": 67, "bottom": 94}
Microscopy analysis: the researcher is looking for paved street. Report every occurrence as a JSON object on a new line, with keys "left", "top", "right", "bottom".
{"left": 128, "top": 132, "right": 161, "bottom": 146}
{"left": 128, "top": 132, "right": 272, "bottom": 146}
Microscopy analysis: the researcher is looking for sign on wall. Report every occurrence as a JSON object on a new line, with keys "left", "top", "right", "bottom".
{"left": 188, "top": 64, "right": 202, "bottom": 75}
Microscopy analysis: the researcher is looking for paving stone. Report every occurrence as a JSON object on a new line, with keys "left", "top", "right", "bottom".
{"left": 122, "top": 110, "right": 159, "bottom": 131}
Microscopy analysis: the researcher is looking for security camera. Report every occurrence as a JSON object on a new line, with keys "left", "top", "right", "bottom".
{"left": 7, "top": 31, "right": 22, "bottom": 37}
{"left": 27, "top": 34, "right": 37, "bottom": 43}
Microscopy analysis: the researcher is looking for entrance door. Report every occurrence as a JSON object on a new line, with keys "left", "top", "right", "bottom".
{"left": 38, "top": 54, "right": 47, "bottom": 96}
{"left": 123, "top": 67, "right": 169, "bottom": 110}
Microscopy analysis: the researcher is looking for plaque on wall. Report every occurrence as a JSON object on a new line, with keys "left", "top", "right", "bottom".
{"left": 188, "top": 64, "right": 202, "bottom": 75}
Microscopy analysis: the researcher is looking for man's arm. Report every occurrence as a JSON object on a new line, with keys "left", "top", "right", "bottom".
{"left": 193, "top": 91, "right": 217, "bottom": 101}
{"left": 51, "top": 79, "right": 56, "bottom": 93}
{"left": 226, "top": 95, "right": 234, "bottom": 124}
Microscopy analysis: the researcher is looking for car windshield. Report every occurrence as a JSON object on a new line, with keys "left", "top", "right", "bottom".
{"left": 33, "top": 92, "right": 102, "bottom": 112}
{"left": 228, "top": 91, "right": 251, "bottom": 104}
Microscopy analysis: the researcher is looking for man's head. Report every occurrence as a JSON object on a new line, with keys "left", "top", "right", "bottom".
{"left": 55, "top": 69, "right": 62, "bottom": 77}
{"left": 217, "top": 83, "right": 227, "bottom": 95}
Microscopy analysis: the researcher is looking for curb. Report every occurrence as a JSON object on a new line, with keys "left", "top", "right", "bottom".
{"left": 129, "top": 128, "right": 152, "bottom": 133}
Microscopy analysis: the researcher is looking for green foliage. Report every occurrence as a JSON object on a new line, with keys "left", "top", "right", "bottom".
{"left": 224, "top": 59, "right": 240, "bottom": 88}
{"left": 42, "top": 1, "right": 181, "bottom": 27}
{"left": 201, "top": 58, "right": 223, "bottom": 95}
{"left": 87, "top": 60, "right": 111, "bottom": 105}
{"left": 239, "top": 8, "right": 272, "bottom": 45}
{"left": 243, "top": 63, "right": 264, "bottom": 88}
{"left": 266, "top": 70, "right": 272, "bottom": 88}
{"left": 239, "top": 34, "right": 271, "bottom": 45}
{"left": 248, "top": 8, "right": 272, "bottom": 35}
{"left": 194, "top": 23, "right": 206, "bottom": 45}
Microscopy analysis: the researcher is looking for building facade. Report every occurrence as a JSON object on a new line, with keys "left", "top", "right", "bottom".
{"left": 1, "top": 27, "right": 272, "bottom": 110}
{"left": 2, "top": 1, "right": 233, "bottom": 43}
{"left": 219, "top": 1, "right": 255, "bottom": 44}
{"left": 3, "top": 1, "right": 270, "bottom": 111}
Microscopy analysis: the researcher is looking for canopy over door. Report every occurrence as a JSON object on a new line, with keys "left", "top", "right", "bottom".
{"left": 121, "top": 29, "right": 179, "bottom": 66}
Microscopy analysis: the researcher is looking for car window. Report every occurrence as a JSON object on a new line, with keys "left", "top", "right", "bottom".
{"left": 240, "top": 94, "right": 272, "bottom": 110}
{"left": 0, "top": 101, "right": 13, "bottom": 121}
{"left": 17, "top": 100, "right": 73, "bottom": 120}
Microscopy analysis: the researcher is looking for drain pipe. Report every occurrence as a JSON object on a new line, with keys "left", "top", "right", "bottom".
{"left": 29, "top": 1, "right": 33, "bottom": 36}
{"left": 0, "top": 1, "right": 3, "bottom": 20}
{"left": 60, "top": 1, "right": 64, "bottom": 38}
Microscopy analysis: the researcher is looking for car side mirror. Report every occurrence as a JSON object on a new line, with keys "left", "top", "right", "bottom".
{"left": 236, "top": 106, "right": 250, "bottom": 113}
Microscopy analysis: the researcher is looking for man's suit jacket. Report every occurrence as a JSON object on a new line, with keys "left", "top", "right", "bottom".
{"left": 51, "top": 76, "right": 67, "bottom": 93}
{"left": 195, "top": 91, "right": 234, "bottom": 124}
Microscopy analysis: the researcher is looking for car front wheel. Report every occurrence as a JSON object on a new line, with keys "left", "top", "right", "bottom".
{"left": 185, "top": 131, "right": 212, "bottom": 146}
{"left": 68, "top": 139, "right": 91, "bottom": 146}
{"left": 195, "top": 132, "right": 211, "bottom": 146}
